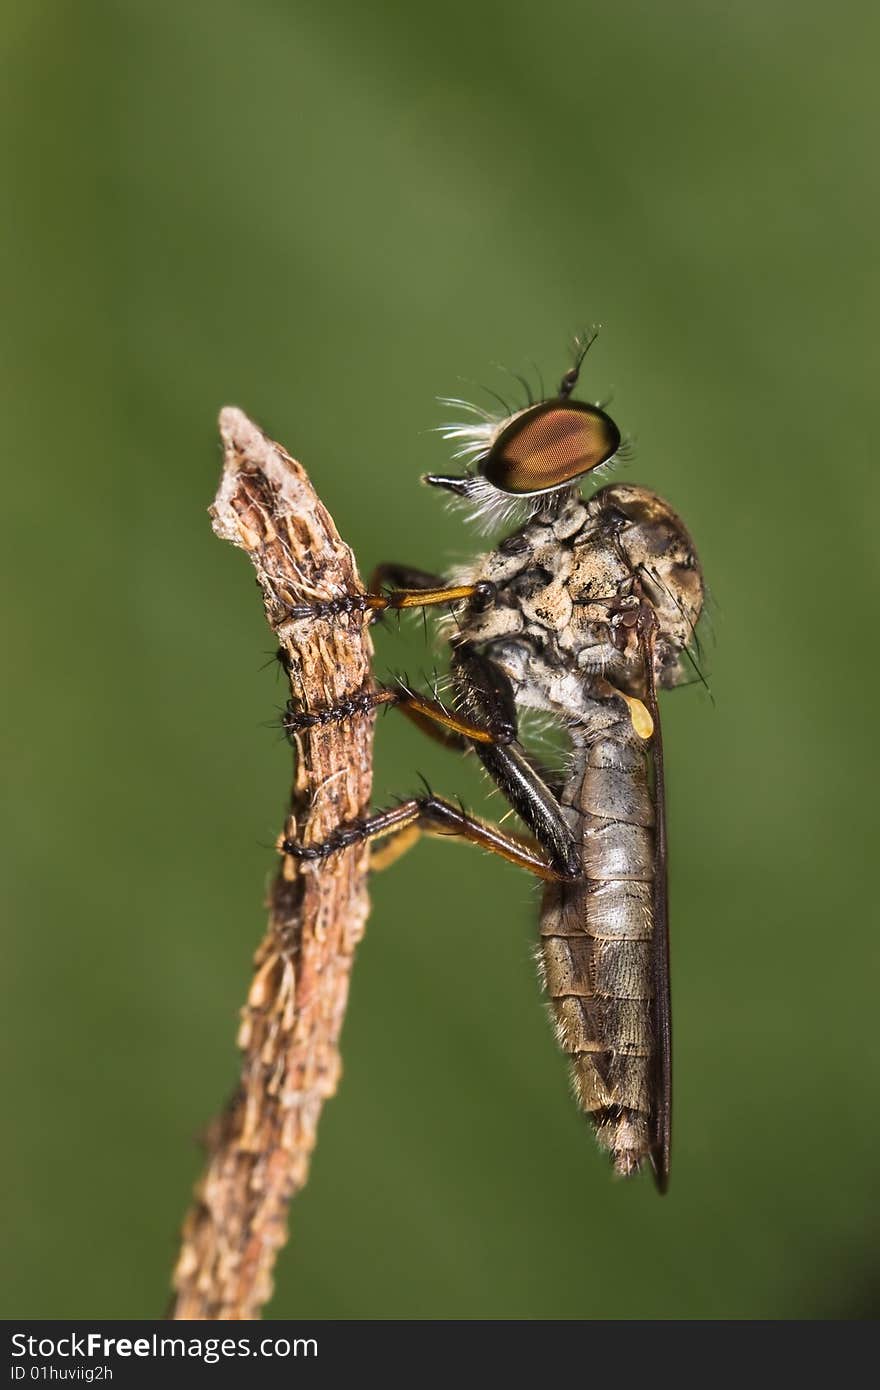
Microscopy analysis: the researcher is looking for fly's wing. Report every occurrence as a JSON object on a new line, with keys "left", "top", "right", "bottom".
{"left": 642, "top": 625, "right": 672, "bottom": 1194}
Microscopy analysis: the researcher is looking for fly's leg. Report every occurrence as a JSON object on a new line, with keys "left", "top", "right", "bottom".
{"left": 367, "top": 563, "right": 496, "bottom": 617}
{"left": 280, "top": 560, "right": 503, "bottom": 738}
{"left": 280, "top": 686, "right": 397, "bottom": 736}
{"left": 281, "top": 680, "right": 514, "bottom": 745}
{"left": 281, "top": 645, "right": 581, "bottom": 879}
{"left": 281, "top": 561, "right": 577, "bottom": 877}
{"left": 384, "top": 662, "right": 566, "bottom": 792}
{"left": 283, "top": 561, "right": 496, "bottom": 622}
{"left": 279, "top": 795, "right": 575, "bottom": 882}
{"left": 329, "top": 644, "right": 578, "bottom": 874}
{"left": 450, "top": 644, "right": 580, "bottom": 876}
{"left": 368, "top": 822, "right": 424, "bottom": 872}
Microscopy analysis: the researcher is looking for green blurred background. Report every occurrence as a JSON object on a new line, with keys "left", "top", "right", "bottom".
{"left": 3, "top": 0, "right": 877, "bottom": 1320}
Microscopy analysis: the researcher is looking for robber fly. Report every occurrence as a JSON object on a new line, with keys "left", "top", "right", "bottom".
{"left": 281, "top": 336, "right": 704, "bottom": 1190}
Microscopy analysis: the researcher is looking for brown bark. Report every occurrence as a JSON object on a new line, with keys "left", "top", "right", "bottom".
{"left": 169, "top": 407, "right": 375, "bottom": 1320}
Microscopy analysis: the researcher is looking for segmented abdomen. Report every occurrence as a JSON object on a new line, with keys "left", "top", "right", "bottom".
{"left": 539, "top": 705, "right": 656, "bottom": 1177}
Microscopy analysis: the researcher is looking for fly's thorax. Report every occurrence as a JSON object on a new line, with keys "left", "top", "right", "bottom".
{"left": 452, "top": 491, "right": 626, "bottom": 667}
{"left": 450, "top": 482, "right": 703, "bottom": 701}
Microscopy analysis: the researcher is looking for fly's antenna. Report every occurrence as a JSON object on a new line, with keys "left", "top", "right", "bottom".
{"left": 559, "top": 326, "right": 600, "bottom": 400}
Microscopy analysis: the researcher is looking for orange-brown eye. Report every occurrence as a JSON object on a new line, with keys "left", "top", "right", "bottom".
{"left": 482, "top": 401, "right": 620, "bottom": 495}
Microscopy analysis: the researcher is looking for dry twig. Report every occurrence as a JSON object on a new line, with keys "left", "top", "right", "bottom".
{"left": 169, "top": 407, "right": 376, "bottom": 1320}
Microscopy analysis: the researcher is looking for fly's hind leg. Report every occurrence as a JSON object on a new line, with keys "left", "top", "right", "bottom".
{"left": 279, "top": 795, "right": 575, "bottom": 882}
{"left": 450, "top": 644, "right": 580, "bottom": 877}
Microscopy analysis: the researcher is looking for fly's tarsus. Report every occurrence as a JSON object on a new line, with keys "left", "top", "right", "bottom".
{"left": 281, "top": 688, "right": 394, "bottom": 738}
{"left": 284, "top": 593, "right": 374, "bottom": 621}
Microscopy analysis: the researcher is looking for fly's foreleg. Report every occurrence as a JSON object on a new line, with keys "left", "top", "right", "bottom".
{"left": 279, "top": 795, "right": 574, "bottom": 882}
{"left": 283, "top": 561, "right": 496, "bottom": 622}
{"left": 367, "top": 563, "right": 496, "bottom": 617}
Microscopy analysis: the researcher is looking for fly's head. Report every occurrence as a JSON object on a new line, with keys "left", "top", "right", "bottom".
{"left": 425, "top": 334, "right": 622, "bottom": 531}
{"left": 593, "top": 484, "right": 704, "bottom": 690}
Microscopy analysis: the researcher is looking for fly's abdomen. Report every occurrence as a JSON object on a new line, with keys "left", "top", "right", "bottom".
{"left": 539, "top": 717, "right": 656, "bottom": 1177}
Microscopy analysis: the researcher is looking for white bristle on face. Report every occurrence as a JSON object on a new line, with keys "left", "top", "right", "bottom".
{"left": 433, "top": 398, "right": 567, "bottom": 533}
{"left": 436, "top": 397, "right": 519, "bottom": 465}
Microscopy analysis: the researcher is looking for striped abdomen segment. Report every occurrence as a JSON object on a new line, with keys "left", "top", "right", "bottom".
{"left": 539, "top": 711, "right": 656, "bottom": 1177}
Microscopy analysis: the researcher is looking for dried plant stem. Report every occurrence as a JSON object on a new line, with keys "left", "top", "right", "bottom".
{"left": 169, "top": 407, "right": 376, "bottom": 1320}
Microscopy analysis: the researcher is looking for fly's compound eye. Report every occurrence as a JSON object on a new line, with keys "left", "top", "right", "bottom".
{"left": 481, "top": 401, "right": 620, "bottom": 496}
